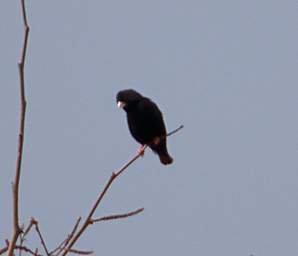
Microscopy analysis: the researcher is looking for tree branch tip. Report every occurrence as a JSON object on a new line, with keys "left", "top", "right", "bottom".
{"left": 170, "top": 124, "right": 184, "bottom": 134}
{"left": 69, "top": 248, "right": 94, "bottom": 255}
{"left": 92, "top": 207, "right": 144, "bottom": 223}
{"left": 30, "top": 217, "right": 37, "bottom": 225}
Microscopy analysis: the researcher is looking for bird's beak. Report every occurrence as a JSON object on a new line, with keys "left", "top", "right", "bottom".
{"left": 117, "top": 101, "right": 126, "bottom": 108}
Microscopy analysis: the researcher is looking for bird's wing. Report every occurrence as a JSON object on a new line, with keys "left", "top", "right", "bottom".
{"left": 137, "top": 98, "right": 167, "bottom": 137}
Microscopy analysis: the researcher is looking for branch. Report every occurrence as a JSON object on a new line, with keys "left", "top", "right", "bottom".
{"left": 19, "top": 218, "right": 35, "bottom": 256}
{"left": 8, "top": 0, "right": 30, "bottom": 255}
{"left": 0, "top": 241, "right": 41, "bottom": 256}
{"left": 91, "top": 207, "right": 144, "bottom": 223}
{"left": 166, "top": 124, "right": 184, "bottom": 137}
{"left": 21, "top": 218, "right": 35, "bottom": 241}
{"left": 61, "top": 125, "right": 183, "bottom": 256}
{"left": 15, "top": 245, "right": 41, "bottom": 256}
{"left": 32, "top": 219, "right": 50, "bottom": 256}
{"left": 52, "top": 217, "right": 81, "bottom": 256}
{"left": 68, "top": 249, "right": 93, "bottom": 255}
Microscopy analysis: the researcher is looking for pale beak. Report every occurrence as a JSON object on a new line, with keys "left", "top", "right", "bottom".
{"left": 117, "top": 101, "right": 126, "bottom": 108}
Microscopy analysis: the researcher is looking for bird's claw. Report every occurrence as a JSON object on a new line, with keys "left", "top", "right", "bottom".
{"left": 138, "top": 146, "right": 145, "bottom": 157}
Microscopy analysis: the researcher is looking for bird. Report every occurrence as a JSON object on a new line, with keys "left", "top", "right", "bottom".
{"left": 116, "top": 89, "right": 173, "bottom": 165}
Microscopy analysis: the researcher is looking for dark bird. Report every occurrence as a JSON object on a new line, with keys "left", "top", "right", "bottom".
{"left": 116, "top": 89, "right": 173, "bottom": 165}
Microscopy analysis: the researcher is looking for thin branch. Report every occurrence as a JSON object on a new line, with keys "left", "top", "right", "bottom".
{"left": 32, "top": 219, "right": 50, "bottom": 256}
{"left": 91, "top": 207, "right": 144, "bottom": 223}
{"left": 61, "top": 125, "right": 184, "bottom": 256}
{"left": 0, "top": 243, "right": 8, "bottom": 255}
{"left": 1, "top": 243, "right": 42, "bottom": 256}
{"left": 8, "top": 0, "right": 30, "bottom": 255}
{"left": 11, "top": 218, "right": 50, "bottom": 256}
{"left": 53, "top": 217, "right": 82, "bottom": 256}
{"left": 68, "top": 249, "right": 93, "bottom": 255}
{"left": 166, "top": 124, "right": 184, "bottom": 137}
{"left": 20, "top": 218, "right": 34, "bottom": 242}
{"left": 15, "top": 245, "right": 41, "bottom": 256}
{"left": 19, "top": 218, "right": 35, "bottom": 256}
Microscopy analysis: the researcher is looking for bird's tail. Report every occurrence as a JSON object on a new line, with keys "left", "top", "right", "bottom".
{"left": 158, "top": 152, "right": 173, "bottom": 165}
{"left": 150, "top": 137, "right": 174, "bottom": 165}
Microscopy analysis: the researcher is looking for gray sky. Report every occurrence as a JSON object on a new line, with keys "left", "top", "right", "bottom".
{"left": 1, "top": 0, "right": 297, "bottom": 255}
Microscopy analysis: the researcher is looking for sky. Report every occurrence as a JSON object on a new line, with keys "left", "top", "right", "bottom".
{"left": 0, "top": 0, "right": 297, "bottom": 255}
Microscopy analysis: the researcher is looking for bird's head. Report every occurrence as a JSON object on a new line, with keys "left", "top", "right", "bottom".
{"left": 116, "top": 89, "right": 143, "bottom": 111}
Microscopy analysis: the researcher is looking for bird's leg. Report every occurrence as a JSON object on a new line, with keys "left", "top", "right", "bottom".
{"left": 138, "top": 145, "right": 146, "bottom": 156}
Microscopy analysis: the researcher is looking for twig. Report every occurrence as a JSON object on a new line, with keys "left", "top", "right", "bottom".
{"left": 68, "top": 249, "right": 93, "bottom": 255}
{"left": 8, "top": 0, "right": 30, "bottom": 255}
{"left": 91, "top": 207, "right": 144, "bottom": 223}
{"left": 12, "top": 218, "right": 50, "bottom": 256}
{"left": 0, "top": 242, "right": 8, "bottom": 255}
{"left": 52, "top": 217, "right": 81, "bottom": 256}
{"left": 166, "top": 124, "right": 184, "bottom": 137}
{"left": 16, "top": 245, "right": 41, "bottom": 256}
{"left": 0, "top": 243, "right": 42, "bottom": 256}
{"left": 61, "top": 125, "right": 183, "bottom": 256}
{"left": 32, "top": 219, "right": 50, "bottom": 256}
{"left": 20, "top": 218, "right": 35, "bottom": 241}
{"left": 19, "top": 218, "right": 35, "bottom": 256}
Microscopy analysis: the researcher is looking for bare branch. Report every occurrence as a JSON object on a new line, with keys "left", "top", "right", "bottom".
{"left": 52, "top": 217, "right": 82, "bottom": 256}
{"left": 15, "top": 245, "right": 41, "bottom": 256}
{"left": 0, "top": 244, "right": 8, "bottom": 255}
{"left": 8, "top": 0, "right": 30, "bottom": 255}
{"left": 19, "top": 218, "right": 35, "bottom": 256}
{"left": 1, "top": 243, "right": 42, "bottom": 256}
{"left": 68, "top": 249, "right": 93, "bottom": 255}
{"left": 21, "top": 218, "right": 35, "bottom": 242}
{"left": 166, "top": 124, "right": 184, "bottom": 137}
{"left": 61, "top": 125, "right": 183, "bottom": 256}
{"left": 32, "top": 219, "right": 50, "bottom": 256}
{"left": 91, "top": 207, "right": 144, "bottom": 223}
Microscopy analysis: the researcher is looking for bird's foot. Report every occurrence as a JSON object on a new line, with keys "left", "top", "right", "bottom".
{"left": 138, "top": 146, "right": 145, "bottom": 156}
